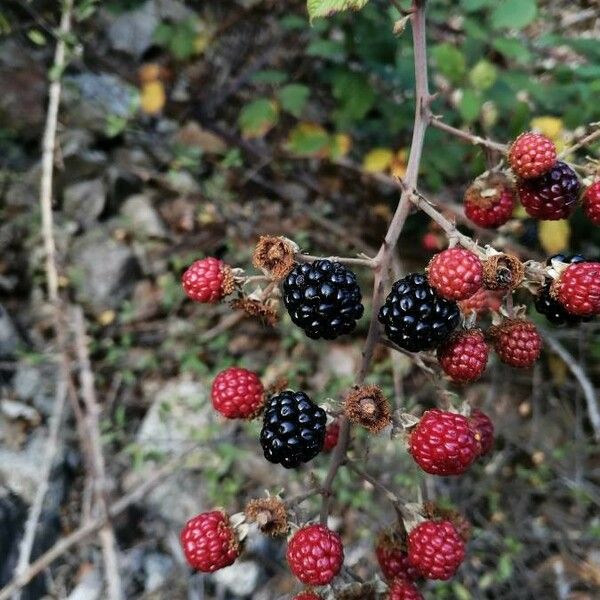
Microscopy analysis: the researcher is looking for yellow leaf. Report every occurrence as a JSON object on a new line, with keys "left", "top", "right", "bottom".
{"left": 194, "top": 32, "right": 212, "bottom": 55}
{"left": 362, "top": 148, "right": 394, "bottom": 173}
{"left": 530, "top": 116, "right": 564, "bottom": 143}
{"left": 138, "top": 63, "right": 163, "bottom": 84}
{"left": 328, "top": 133, "right": 352, "bottom": 159}
{"left": 538, "top": 220, "right": 570, "bottom": 255}
{"left": 98, "top": 310, "right": 116, "bottom": 326}
{"left": 140, "top": 80, "right": 166, "bottom": 115}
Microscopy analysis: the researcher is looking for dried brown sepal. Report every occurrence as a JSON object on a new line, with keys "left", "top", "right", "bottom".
{"left": 220, "top": 264, "right": 236, "bottom": 296}
{"left": 252, "top": 235, "right": 298, "bottom": 281}
{"left": 422, "top": 502, "right": 472, "bottom": 543}
{"left": 376, "top": 526, "right": 408, "bottom": 552}
{"left": 265, "top": 376, "right": 289, "bottom": 397}
{"left": 230, "top": 298, "right": 278, "bottom": 326}
{"left": 244, "top": 497, "right": 289, "bottom": 537}
{"left": 344, "top": 385, "right": 392, "bottom": 433}
{"left": 483, "top": 253, "right": 524, "bottom": 290}
{"left": 464, "top": 172, "right": 514, "bottom": 210}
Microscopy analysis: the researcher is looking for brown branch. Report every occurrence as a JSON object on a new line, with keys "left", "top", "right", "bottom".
{"left": 429, "top": 117, "right": 508, "bottom": 154}
{"left": 0, "top": 448, "right": 198, "bottom": 600}
{"left": 320, "top": 0, "right": 432, "bottom": 524}
{"left": 559, "top": 125, "right": 600, "bottom": 158}
{"left": 296, "top": 254, "right": 376, "bottom": 268}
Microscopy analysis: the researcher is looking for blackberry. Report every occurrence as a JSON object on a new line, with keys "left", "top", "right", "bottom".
{"left": 260, "top": 390, "right": 326, "bottom": 468}
{"left": 283, "top": 260, "right": 364, "bottom": 340}
{"left": 378, "top": 273, "right": 460, "bottom": 352}
{"left": 535, "top": 254, "right": 589, "bottom": 326}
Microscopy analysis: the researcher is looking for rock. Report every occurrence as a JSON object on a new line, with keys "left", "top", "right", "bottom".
{"left": 4, "top": 166, "right": 40, "bottom": 209}
{"left": 1, "top": 400, "right": 40, "bottom": 426}
{"left": 143, "top": 552, "right": 174, "bottom": 593}
{"left": 0, "top": 305, "right": 20, "bottom": 359}
{"left": 133, "top": 377, "right": 211, "bottom": 521}
{"left": 13, "top": 363, "right": 58, "bottom": 417}
{"left": 66, "top": 568, "right": 102, "bottom": 600}
{"left": 213, "top": 560, "right": 261, "bottom": 596}
{"left": 121, "top": 194, "right": 168, "bottom": 239}
{"left": 70, "top": 230, "right": 140, "bottom": 313}
{"left": 62, "top": 73, "right": 138, "bottom": 134}
{"left": 106, "top": 0, "right": 195, "bottom": 57}
{"left": 63, "top": 179, "right": 106, "bottom": 229}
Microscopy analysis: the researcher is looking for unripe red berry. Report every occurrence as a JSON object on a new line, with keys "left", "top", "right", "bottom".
{"left": 427, "top": 248, "right": 483, "bottom": 301}
{"left": 180, "top": 511, "right": 239, "bottom": 572}
{"left": 437, "top": 330, "right": 489, "bottom": 383}
{"left": 409, "top": 409, "right": 479, "bottom": 476}
{"left": 407, "top": 520, "right": 465, "bottom": 580}
{"left": 583, "top": 181, "right": 600, "bottom": 226}
{"left": 464, "top": 175, "right": 515, "bottom": 229}
{"left": 388, "top": 578, "right": 424, "bottom": 600}
{"left": 376, "top": 531, "right": 420, "bottom": 581}
{"left": 553, "top": 262, "right": 600, "bottom": 317}
{"left": 182, "top": 257, "right": 232, "bottom": 303}
{"left": 286, "top": 524, "right": 344, "bottom": 585}
{"left": 508, "top": 132, "right": 557, "bottom": 179}
{"left": 491, "top": 320, "right": 542, "bottom": 368}
{"left": 469, "top": 409, "right": 494, "bottom": 457}
{"left": 211, "top": 367, "right": 265, "bottom": 419}
{"left": 293, "top": 593, "right": 322, "bottom": 600}
{"left": 323, "top": 420, "right": 340, "bottom": 452}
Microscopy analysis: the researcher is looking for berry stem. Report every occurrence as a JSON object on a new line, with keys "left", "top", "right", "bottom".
{"left": 320, "top": 0, "right": 431, "bottom": 524}
{"left": 558, "top": 125, "right": 600, "bottom": 159}
{"left": 296, "top": 254, "right": 376, "bottom": 268}
{"left": 429, "top": 117, "right": 508, "bottom": 154}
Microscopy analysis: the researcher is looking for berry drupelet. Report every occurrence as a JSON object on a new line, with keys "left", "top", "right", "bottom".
{"left": 283, "top": 260, "right": 364, "bottom": 340}
{"left": 323, "top": 420, "right": 340, "bottom": 452}
{"left": 378, "top": 273, "right": 460, "bottom": 352}
{"left": 376, "top": 530, "right": 420, "bottom": 582}
{"left": 293, "top": 593, "right": 322, "bottom": 600}
{"left": 407, "top": 520, "right": 465, "bottom": 580}
{"left": 552, "top": 261, "right": 600, "bottom": 318}
{"left": 260, "top": 390, "right": 326, "bottom": 468}
{"left": 469, "top": 409, "right": 494, "bottom": 457}
{"left": 181, "top": 257, "right": 232, "bottom": 303}
{"left": 388, "top": 578, "right": 424, "bottom": 600}
{"left": 535, "top": 254, "right": 588, "bottom": 326}
{"left": 409, "top": 409, "right": 479, "bottom": 476}
{"left": 516, "top": 161, "right": 580, "bottom": 220}
{"left": 286, "top": 524, "right": 344, "bottom": 585}
{"left": 180, "top": 511, "right": 239, "bottom": 572}
{"left": 491, "top": 320, "right": 542, "bottom": 368}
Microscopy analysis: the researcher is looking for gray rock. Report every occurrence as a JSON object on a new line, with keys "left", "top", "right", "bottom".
{"left": 143, "top": 552, "right": 174, "bottom": 592}
{"left": 213, "top": 560, "right": 261, "bottom": 596}
{"left": 0, "top": 305, "right": 20, "bottom": 358}
{"left": 62, "top": 73, "right": 138, "bottom": 134}
{"left": 107, "top": 0, "right": 194, "bottom": 57}
{"left": 63, "top": 179, "right": 106, "bottom": 229}
{"left": 121, "top": 194, "right": 168, "bottom": 239}
{"left": 13, "top": 363, "right": 58, "bottom": 418}
{"left": 70, "top": 230, "right": 140, "bottom": 312}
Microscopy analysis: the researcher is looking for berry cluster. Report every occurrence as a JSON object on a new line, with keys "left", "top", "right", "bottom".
{"left": 175, "top": 95, "right": 599, "bottom": 597}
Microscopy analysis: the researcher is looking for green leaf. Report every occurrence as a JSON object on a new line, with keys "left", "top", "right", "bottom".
{"left": 238, "top": 99, "right": 279, "bottom": 138}
{"left": 459, "top": 89, "right": 482, "bottom": 122}
{"left": 461, "top": 0, "right": 491, "bottom": 11}
{"left": 251, "top": 70, "right": 288, "bottom": 84}
{"left": 492, "top": 38, "right": 532, "bottom": 62}
{"left": 278, "top": 84, "right": 310, "bottom": 117}
{"left": 306, "top": 39, "right": 346, "bottom": 59}
{"left": 307, "top": 0, "right": 370, "bottom": 23}
{"left": 432, "top": 43, "right": 466, "bottom": 85}
{"left": 331, "top": 70, "right": 376, "bottom": 124}
{"left": 490, "top": 0, "right": 537, "bottom": 30}
{"left": 285, "top": 123, "right": 330, "bottom": 156}
{"left": 469, "top": 60, "right": 497, "bottom": 91}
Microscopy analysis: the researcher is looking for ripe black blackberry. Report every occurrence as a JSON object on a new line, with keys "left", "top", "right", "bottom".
{"left": 535, "top": 254, "right": 589, "bottom": 326}
{"left": 260, "top": 390, "right": 326, "bottom": 468}
{"left": 283, "top": 260, "right": 364, "bottom": 340}
{"left": 378, "top": 273, "right": 460, "bottom": 352}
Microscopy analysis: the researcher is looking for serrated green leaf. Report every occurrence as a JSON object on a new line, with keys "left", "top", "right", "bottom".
{"left": 278, "top": 84, "right": 310, "bottom": 117}
{"left": 491, "top": 0, "right": 537, "bottom": 30}
{"left": 307, "top": 0, "right": 370, "bottom": 22}
{"left": 238, "top": 98, "right": 279, "bottom": 139}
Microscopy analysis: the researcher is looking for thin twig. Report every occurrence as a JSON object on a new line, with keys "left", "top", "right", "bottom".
{"left": 559, "top": 125, "right": 600, "bottom": 158}
{"left": 296, "top": 254, "right": 376, "bottom": 268}
{"left": 0, "top": 448, "right": 198, "bottom": 600}
{"left": 541, "top": 327, "right": 600, "bottom": 441}
{"left": 12, "top": 3, "right": 74, "bottom": 597}
{"left": 73, "top": 307, "right": 123, "bottom": 600}
{"left": 320, "top": 0, "right": 432, "bottom": 524}
{"left": 429, "top": 117, "right": 508, "bottom": 153}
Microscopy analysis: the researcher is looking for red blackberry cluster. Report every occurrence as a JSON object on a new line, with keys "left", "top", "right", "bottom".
{"left": 260, "top": 390, "right": 327, "bottom": 468}
{"left": 379, "top": 273, "right": 460, "bottom": 352}
{"left": 283, "top": 259, "right": 364, "bottom": 340}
